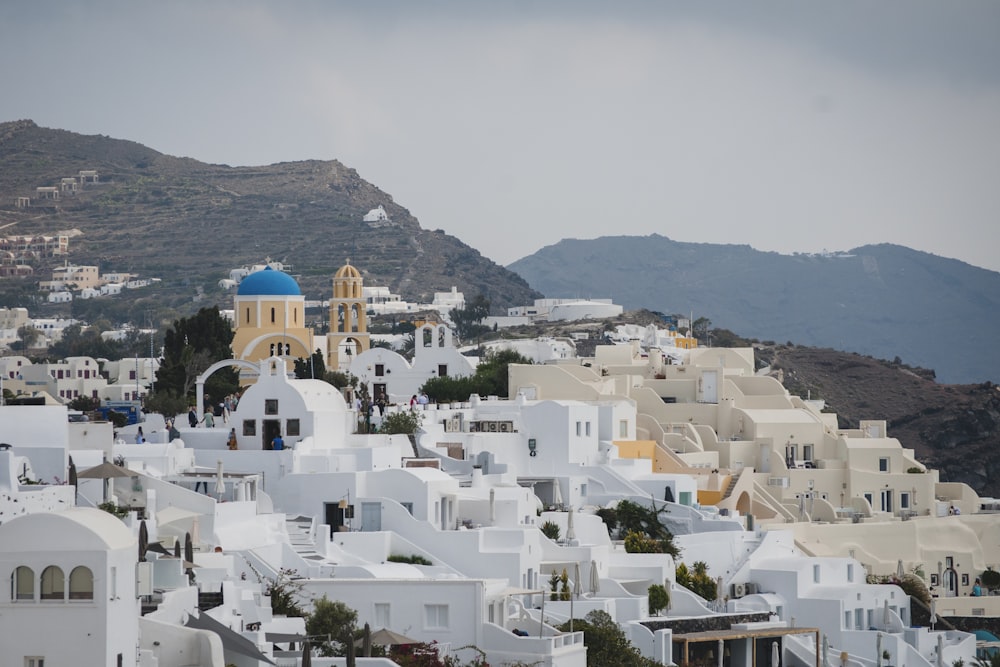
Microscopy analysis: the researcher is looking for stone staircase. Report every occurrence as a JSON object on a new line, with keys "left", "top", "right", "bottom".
{"left": 722, "top": 473, "right": 740, "bottom": 500}
{"left": 285, "top": 515, "right": 316, "bottom": 555}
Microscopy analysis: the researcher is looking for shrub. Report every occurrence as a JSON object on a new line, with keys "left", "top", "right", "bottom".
{"left": 387, "top": 554, "right": 432, "bottom": 565}
{"left": 648, "top": 584, "right": 670, "bottom": 615}
{"left": 540, "top": 521, "right": 561, "bottom": 541}
{"left": 380, "top": 409, "right": 423, "bottom": 435}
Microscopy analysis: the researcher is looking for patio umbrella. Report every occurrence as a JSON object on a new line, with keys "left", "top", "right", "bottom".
{"left": 366, "top": 628, "right": 418, "bottom": 646}
{"left": 552, "top": 480, "right": 563, "bottom": 508}
{"left": 174, "top": 540, "right": 182, "bottom": 559}
{"left": 936, "top": 632, "right": 944, "bottom": 667}
{"left": 570, "top": 562, "right": 582, "bottom": 632}
{"left": 566, "top": 507, "right": 576, "bottom": 542}
{"left": 589, "top": 560, "right": 599, "bottom": 595}
{"left": 301, "top": 639, "right": 311, "bottom": 667}
{"left": 875, "top": 632, "right": 882, "bottom": 667}
{"left": 215, "top": 460, "right": 226, "bottom": 499}
{"left": 771, "top": 641, "right": 780, "bottom": 667}
{"left": 897, "top": 560, "right": 905, "bottom": 579}
{"left": 78, "top": 460, "right": 134, "bottom": 503}
{"left": 184, "top": 532, "right": 194, "bottom": 569}
{"left": 930, "top": 599, "right": 937, "bottom": 630}
{"left": 822, "top": 634, "right": 830, "bottom": 667}
{"left": 883, "top": 600, "right": 890, "bottom": 630}
{"left": 138, "top": 520, "right": 149, "bottom": 563}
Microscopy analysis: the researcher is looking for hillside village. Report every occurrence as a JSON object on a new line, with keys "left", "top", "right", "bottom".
{"left": 0, "top": 262, "right": 998, "bottom": 667}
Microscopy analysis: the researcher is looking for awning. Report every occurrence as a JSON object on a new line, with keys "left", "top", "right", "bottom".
{"left": 184, "top": 612, "right": 276, "bottom": 665}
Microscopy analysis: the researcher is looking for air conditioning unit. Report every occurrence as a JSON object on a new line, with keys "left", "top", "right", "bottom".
{"left": 730, "top": 583, "right": 746, "bottom": 599}
{"left": 469, "top": 422, "right": 480, "bottom": 433}
{"left": 744, "top": 582, "right": 759, "bottom": 595}
{"left": 499, "top": 421, "right": 513, "bottom": 433}
{"left": 487, "top": 421, "right": 499, "bottom": 432}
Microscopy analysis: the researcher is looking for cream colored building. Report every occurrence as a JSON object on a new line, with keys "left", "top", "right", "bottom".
{"left": 230, "top": 266, "right": 314, "bottom": 381}
{"left": 327, "top": 262, "right": 370, "bottom": 371}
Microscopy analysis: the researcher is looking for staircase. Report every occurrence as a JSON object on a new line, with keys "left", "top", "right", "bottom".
{"left": 285, "top": 515, "right": 316, "bottom": 556}
{"left": 722, "top": 473, "right": 740, "bottom": 500}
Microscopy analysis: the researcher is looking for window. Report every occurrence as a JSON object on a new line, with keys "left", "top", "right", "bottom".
{"left": 265, "top": 399, "right": 278, "bottom": 415}
{"left": 12, "top": 566, "right": 34, "bottom": 601}
{"left": 900, "top": 493, "right": 910, "bottom": 509}
{"left": 286, "top": 419, "right": 300, "bottom": 437}
{"left": 962, "top": 573, "right": 969, "bottom": 586}
{"left": 844, "top": 611, "right": 851, "bottom": 629}
{"left": 425, "top": 604, "right": 449, "bottom": 629}
{"left": 246, "top": 307, "right": 251, "bottom": 323}
{"left": 575, "top": 421, "right": 581, "bottom": 436}
{"left": 803, "top": 444, "right": 813, "bottom": 461}
{"left": 401, "top": 502, "right": 413, "bottom": 515}
{"left": 243, "top": 420, "right": 257, "bottom": 436}
{"left": 129, "top": 370, "right": 136, "bottom": 380}
{"left": 863, "top": 493, "right": 873, "bottom": 509}
{"left": 847, "top": 564, "right": 854, "bottom": 582}
{"left": 879, "top": 457, "right": 890, "bottom": 473}
{"left": 40, "top": 566, "right": 64, "bottom": 601}
{"left": 375, "top": 364, "right": 385, "bottom": 377}
{"left": 438, "top": 364, "right": 448, "bottom": 377}
{"left": 270, "top": 307, "right": 275, "bottom": 323}
{"left": 68, "top": 566, "right": 93, "bottom": 600}
{"left": 813, "top": 564, "right": 821, "bottom": 583}
{"left": 854, "top": 608, "right": 864, "bottom": 630}
{"left": 619, "top": 420, "right": 628, "bottom": 437}
{"left": 25, "top": 658, "right": 45, "bottom": 667}
{"left": 585, "top": 422, "right": 591, "bottom": 437}
{"left": 375, "top": 603, "right": 390, "bottom": 628}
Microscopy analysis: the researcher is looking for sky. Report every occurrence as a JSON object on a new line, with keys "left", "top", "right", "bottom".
{"left": 1, "top": 1, "right": 998, "bottom": 271}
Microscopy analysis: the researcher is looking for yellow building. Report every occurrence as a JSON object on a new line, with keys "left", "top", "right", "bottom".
{"left": 327, "top": 262, "right": 370, "bottom": 371}
{"left": 231, "top": 267, "right": 313, "bottom": 378}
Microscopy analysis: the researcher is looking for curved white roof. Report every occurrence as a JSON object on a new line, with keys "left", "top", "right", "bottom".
{"left": 0, "top": 508, "right": 134, "bottom": 552}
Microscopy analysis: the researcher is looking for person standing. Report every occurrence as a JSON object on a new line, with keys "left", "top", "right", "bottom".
{"left": 188, "top": 406, "right": 198, "bottom": 428}
{"left": 135, "top": 426, "right": 145, "bottom": 444}
{"left": 201, "top": 410, "right": 215, "bottom": 428}
{"left": 227, "top": 428, "right": 238, "bottom": 450}
{"left": 271, "top": 432, "right": 284, "bottom": 450}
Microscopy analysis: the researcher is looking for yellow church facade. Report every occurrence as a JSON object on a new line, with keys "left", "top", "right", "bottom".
{"left": 231, "top": 266, "right": 314, "bottom": 377}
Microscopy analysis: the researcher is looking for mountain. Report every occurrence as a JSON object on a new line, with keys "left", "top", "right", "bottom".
{"left": 0, "top": 119, "right": 541, "bottom": 311}
{"left": 508, "top": 234, "right": 1000, "bottom": 384}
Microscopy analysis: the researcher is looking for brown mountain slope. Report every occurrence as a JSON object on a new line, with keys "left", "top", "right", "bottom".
{"left": 0, "top": 119, "right": 540, "bottom": 309}
{"left": 764, "top": 344, "right": 1000, "bottom": 497}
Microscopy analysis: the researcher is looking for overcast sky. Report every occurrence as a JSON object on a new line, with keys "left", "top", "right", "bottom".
{"left": 2, "top": 1, "right": 998, "bottom": 271}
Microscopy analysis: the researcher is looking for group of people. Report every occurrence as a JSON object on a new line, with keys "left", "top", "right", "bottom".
{"left": 409, "top": 392, "right": 429, "bottom": 408}
{"left": 186, "top": 393, "right": 241, "bottom": 429}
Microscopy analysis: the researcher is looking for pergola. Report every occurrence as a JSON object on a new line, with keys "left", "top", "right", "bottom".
{"left": 671, "top": 626, "right": 821, "bottom": 667}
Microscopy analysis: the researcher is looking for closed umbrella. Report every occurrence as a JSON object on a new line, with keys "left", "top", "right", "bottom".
{"left": 68, "top": 456, "right": 78, "bottom": 502}
{"left": 822, "top": 634, "right": 830, "bottom": 667}
{"left": 552, "top": 480, "right": 563, "bottom": 508}
{"left": 184, "top": 532, "right": 194, "bottom": 569}
{"left": 589, "top": 560, "right": 599, "bottom": 595}
{"left": 717, "top": 639, "right": 724, "bottom": 667}
{"left": 930, "top": 599, "right": 937, "bottom": 630}
{"left": 301, "top": 639, "right": 312, "bottom": 667}
{"left": 215, "top": 460, "right": 225, "bottom": 499}
{"left": 936, "top": 632, "right": 944, "bottom": 667}
{"left": 362, "top": 622, "right": 372, "bottom": 657}
{"left": 897, "top": 560, "right": 905, "bottom": 580}
{"left": 489, "top": 488, "right": 496, "bottom": 525}
{"left": 875, "top": 632, "right": 882, "bottom": 667}
{"left": 771, "top": 641, "right": 780, "bottom": 667}
{"left": 883, "top": 600, "right": 890, "bottom": 630}
{"left": 138, "top": 520, "right": 149, "bottom": 563}
{"left": 174, "top": 539, "right": 181, "bottom": 559}
{"left": 566, "top": 507, "right": 576, "bottom": 542}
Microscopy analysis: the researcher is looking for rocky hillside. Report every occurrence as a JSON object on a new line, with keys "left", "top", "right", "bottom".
{"left": 0, "top": 119, "right": 540, "bottom": 311}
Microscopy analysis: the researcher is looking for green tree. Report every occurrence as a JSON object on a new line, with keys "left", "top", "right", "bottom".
{"left": 675, "top": 561, "right": 717, "bottom": 601}
{"left": 540, "top": 521, "right": 561, "bottom": 541}
{"left": 265, "top": 568, "right": 308, "bottom": 618}
{"left": 557, "top": 610, "right": 659, "bottom": 667}
{"left": 380, "top": 409, "right": 423, "bottom": 435}
{"left": 305, "top": 596, "right": 357, "bottom": 657}
{"left": 16, "top": 324, "right": 42, "bottom": 354}
{"left": 151, "top": 307, "right": 237, "bottom": 404}
{"left": 421, "top": 348, "right": 532, "bottom": 403}
{"left": 294, "top": 349, "right": 327, "bottom": 379}
{"left": 647, "top": 583, "right": 670, "bottom": 615}
{"left": 604, "top": 499, "right": 680, "bottom": 558}
{"left": 450, "top": 295, "right": 491, "bottom": 342}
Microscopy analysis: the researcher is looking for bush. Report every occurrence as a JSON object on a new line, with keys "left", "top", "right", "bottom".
{"left": 980, "top": 567, "right": 1000, "bottom": 592}
{"left": 675, "top": 561, "right": 718, "bottom": 601}
{"left": 648, "top": 584, "right": 670, "bottom": 615}
{"left": 380, "top": 409, "right": 423, "bottom": 435}
{"left": 540, "top": 521, "right": 561, "bottom": 541}
{"left": 387, "top": 554, "right": 432, "bottom": 565}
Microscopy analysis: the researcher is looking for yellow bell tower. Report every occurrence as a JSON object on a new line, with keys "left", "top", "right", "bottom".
{"left": 327, "top": 261, "right": 370, "bottom": 371}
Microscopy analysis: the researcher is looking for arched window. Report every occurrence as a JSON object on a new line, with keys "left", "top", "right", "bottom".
{"left": 40, "top": 565, "right": 64, "bottom": 600}
{"left": 69, "top": 566, "right": 94, "bottom": 600}
{"left": 246, "top": 307, "right": 251, "bottom": 324}
{"left": 270, "top": 307, "right": 276, "bottom": 324}
{"left": 12, "top": 565, "right": 34, "bottom": 601}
